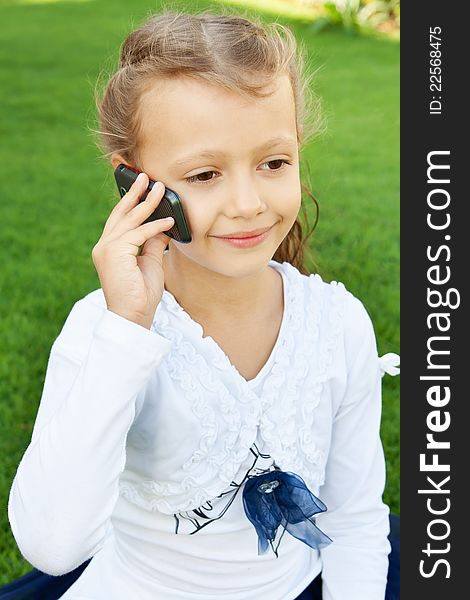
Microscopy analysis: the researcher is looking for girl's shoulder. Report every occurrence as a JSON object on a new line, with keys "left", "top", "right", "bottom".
{"left": 275, "top": 260, "right": 381, "bottom": 367}
{"left": 276, "top": 261, "right": 399, "bottom": 378}
{"left": 274, "top": 259, "right": 372, "bottom": 334}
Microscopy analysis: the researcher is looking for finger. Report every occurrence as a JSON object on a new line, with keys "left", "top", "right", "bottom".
{"left": 105, "top": 181, "right": 166, "bottom": 240}
{"left": 139, "top": 229, "right": 171, "bottom": 263}
{"left": 119, "top": 216, "right": 175, "bottom": 251}
{"left": 126, "top": 180, "right": 165, "bottom": 221}
{"left": 103, "top": 172, "right": 149, "bottom": 236}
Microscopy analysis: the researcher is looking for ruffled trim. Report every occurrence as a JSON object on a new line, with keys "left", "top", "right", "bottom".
{"left": 256, "top": 263, "right": 308, "bottom": 470}
{"left": 257, "top": 264, "right": 347, "bottom": 490}
{"left": 298, "top": 277, "right": 346, "bottom": 488}
{"left": 119, "top": 474, "right": 226, "bottom": 514}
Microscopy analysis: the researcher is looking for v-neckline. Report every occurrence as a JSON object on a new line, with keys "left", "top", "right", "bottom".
{"left": 159, "top": 260, "right": 289, "bottom": 387}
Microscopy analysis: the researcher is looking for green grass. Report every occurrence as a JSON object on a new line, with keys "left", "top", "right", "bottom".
{"left": 0, "top": 0, "right": 399, "bottom": 583}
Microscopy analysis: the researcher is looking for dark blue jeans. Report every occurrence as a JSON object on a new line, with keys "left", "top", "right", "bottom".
{"left": 0, "top": 515, "right": 400, "bottom": 600}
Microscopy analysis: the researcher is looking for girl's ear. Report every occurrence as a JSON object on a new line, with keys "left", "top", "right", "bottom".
{"left": 111, "top": 153, "right": 128, "bottom": 171}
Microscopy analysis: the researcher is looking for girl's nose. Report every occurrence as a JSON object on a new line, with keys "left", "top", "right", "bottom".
{"left": 224, "top": 175, "right": 268, "bottom": 218}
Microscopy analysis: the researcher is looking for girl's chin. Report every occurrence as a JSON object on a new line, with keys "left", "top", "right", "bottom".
{"left": 166, "top": 234, "right": 281, "bottom": 272}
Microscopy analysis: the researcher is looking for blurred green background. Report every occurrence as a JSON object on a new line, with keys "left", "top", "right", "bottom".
{"left": 0, "top": 0, "right": 399, "bottom": 583}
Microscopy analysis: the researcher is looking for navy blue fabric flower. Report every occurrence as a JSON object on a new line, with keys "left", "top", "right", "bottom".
{"left": 242, "top": 469, "right": 332, "bottom": 557}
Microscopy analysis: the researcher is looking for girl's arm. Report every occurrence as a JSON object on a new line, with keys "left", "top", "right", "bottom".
{"left": 315, "top": 293, "right": 394, "bottom": 600}
{"left": 7, "top": 291, "right": 172, "bottom": 576}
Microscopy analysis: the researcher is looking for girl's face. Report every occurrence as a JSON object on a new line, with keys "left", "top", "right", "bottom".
{"left": 116, "top": 73, "right": 301, "bottom": 279}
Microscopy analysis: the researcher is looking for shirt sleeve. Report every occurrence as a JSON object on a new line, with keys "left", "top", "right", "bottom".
{"left": 314, "top": 292, "right": 397, "bottom": 600}
{"left": 7, "top": 291, "right": 172, "bottom": 576}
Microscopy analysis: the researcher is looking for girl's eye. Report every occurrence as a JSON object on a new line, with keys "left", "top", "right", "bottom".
{"left": 184, "top": 159, "right": 292, "bottom": 185}
{"left": 185, "top": 170, "right": 217, "bottom": 185}
{"left": 260, "top": 159, "right": 292, "bottom": 172}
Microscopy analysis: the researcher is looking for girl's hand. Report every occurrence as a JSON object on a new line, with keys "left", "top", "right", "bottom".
{"left": 92, "top": 173, "right": 174, "bottom": 330}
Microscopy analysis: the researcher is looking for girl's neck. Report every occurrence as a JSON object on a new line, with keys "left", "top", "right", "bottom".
{"left": 162, "top": 250, "right": 281, "bottom": 325}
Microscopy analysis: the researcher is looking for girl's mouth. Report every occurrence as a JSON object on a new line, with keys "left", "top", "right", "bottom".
{"left": 211, "top": 225, "right": 275, "bottom": 248}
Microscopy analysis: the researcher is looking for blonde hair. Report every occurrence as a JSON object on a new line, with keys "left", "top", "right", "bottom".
{"left": 93, "top": 8, "right": 323, "bottom": 273}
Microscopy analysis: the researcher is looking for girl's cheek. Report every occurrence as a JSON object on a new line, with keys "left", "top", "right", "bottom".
{"left": 276, "top": 188, "right": 301, "bottom": 217}
{"left": 182, "top": 204, "right": 213, "bottom": 238}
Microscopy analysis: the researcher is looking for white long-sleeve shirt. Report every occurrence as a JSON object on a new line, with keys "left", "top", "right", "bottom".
{"left": 8, "top": 259, "right": 399, "bottom": 599}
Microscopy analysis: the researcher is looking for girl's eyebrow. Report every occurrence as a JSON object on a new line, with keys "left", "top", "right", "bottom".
{"left": 171, "top": 136, "right": 297, "bottom": 169}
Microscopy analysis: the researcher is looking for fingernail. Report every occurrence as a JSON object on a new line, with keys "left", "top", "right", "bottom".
{"left": 136, "top": 172, "right": 145, "bottom": 182}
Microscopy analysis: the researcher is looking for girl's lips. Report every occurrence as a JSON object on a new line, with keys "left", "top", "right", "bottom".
{"left": 211, "top": 225, "right": 275, "bottom": 248}
{"left": 215, "top": 225, "right": 273, "bottom": 239}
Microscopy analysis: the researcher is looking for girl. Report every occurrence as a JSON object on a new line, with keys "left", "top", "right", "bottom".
{"left": 7, "top": 9, "right": 399, "bottom": 600}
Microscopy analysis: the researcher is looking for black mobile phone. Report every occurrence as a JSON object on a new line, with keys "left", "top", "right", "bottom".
{"left": 114, "top": 163, "right": 192, "bottom": 243}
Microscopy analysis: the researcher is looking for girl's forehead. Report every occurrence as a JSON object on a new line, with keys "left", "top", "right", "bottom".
{"left": 141, "top": 72, "right": 293, "bottom": 110}
{"left": 138, "top": 74, "right": 297, "bottom": 155}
